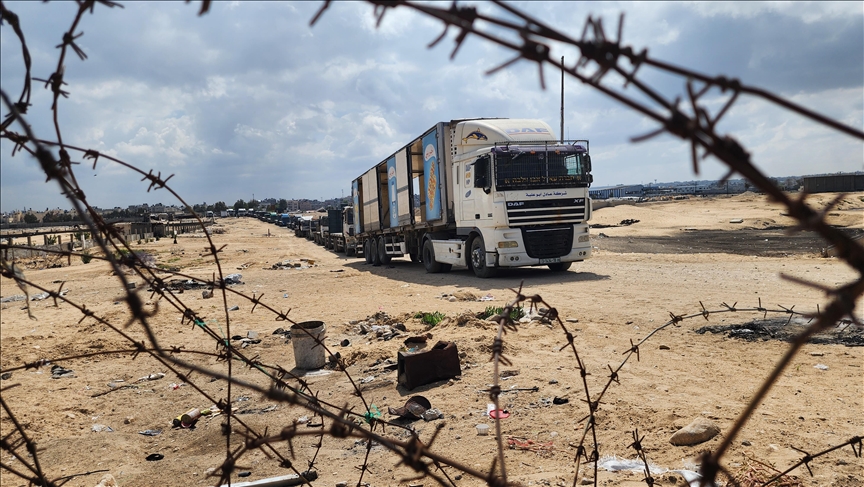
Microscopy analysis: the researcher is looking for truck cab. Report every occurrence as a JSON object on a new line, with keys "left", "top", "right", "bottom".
{"left": 448, "top": 119, "right": 593, "bottom": 276}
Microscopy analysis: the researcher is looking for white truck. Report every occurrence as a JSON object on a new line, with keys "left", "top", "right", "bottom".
{"left": 352, "top": 118, "right": 593, "bottom": 278}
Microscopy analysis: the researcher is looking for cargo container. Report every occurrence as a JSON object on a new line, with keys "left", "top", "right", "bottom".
{"left": 352, "top": 118, "right": 594, "bottom": 277}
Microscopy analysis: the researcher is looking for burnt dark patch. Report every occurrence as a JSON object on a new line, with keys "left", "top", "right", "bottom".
{"left": 595, "top": 228, "right": 862, "bottom": 257}
{"left": 696, "top": 317, "right": 864, "bottom": 346}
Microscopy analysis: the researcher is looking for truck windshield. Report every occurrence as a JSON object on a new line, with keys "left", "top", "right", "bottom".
{"left": 493, "top": 148, "right": 590, "bottom": 190}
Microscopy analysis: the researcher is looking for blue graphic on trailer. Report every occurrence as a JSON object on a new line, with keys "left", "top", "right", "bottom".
{"left": 422, "top": 130, "right": 442, "bottom": 221}
{"left": 386, "top": 156, "right": 398, "bottom": 228}
{"left": 352, "top": 180, "right": 361, "bottom": 234}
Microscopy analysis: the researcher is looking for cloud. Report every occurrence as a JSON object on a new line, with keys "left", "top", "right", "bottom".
{"left": 1, "top": 1, "right": 861, "bottom": 212}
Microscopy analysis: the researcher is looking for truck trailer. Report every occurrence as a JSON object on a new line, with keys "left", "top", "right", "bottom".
{"left": 352, "top": 118, "right": 593, "bottom": 278}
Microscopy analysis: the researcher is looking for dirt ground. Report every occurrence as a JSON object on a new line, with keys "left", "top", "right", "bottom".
{"left": 1, "top": 192, "right": 862, "bottom": 487}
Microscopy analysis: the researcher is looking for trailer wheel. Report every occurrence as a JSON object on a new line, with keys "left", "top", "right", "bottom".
{"left": 469, "top": 236, "right": 496, "bottom": 278}
{"left": 364, "top": 241, "right": 373, "bottom": 264}
{"left": 377, "top": 236, "right": 391, "bottom": 264}
{"left": 370, "top": 238, "right": 381, "bottom": 266}
{"left": 422, "top": 239, "right": 450, "bottom": 273}
{"left": 547, "top": 262, "right": 572, "bottom": 272}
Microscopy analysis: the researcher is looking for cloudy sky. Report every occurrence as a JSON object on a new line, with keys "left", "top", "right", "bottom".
{"left": 1, "top": 1, "right": 861, "bottom": 212}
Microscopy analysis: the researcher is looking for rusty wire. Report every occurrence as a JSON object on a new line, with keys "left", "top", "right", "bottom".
{"left": 1, "top": 1, "right": 862, "bottom": 487}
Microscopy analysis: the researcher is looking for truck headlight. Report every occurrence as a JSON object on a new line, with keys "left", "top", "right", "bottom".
{"left": 578, "top": 235, "right": 590, "bottom": 243}
{"left": 497, "top": 241, "right": 519, "bottom": 249}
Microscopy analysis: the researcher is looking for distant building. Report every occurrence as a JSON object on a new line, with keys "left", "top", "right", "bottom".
{"left": 801, "top": 173, "right": 864, "bottom": 193}
{"left": 589, "top": 184, "right": 644, "bottom": 200}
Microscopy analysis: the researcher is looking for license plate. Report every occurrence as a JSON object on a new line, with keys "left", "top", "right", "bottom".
{"left": 539, "top": 257, "right": 561, "bottom": 264}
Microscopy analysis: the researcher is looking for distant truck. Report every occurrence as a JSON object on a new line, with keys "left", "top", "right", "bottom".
{"left": 331, "top": 207, "right": 357, "bottom": 255}
{"left": 351, "top": 118, "right": 593, "bottom": 277}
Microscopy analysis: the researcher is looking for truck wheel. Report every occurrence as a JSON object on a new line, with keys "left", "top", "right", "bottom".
{"left": 422, "top": 239, "right": 444, "bottom": 273}
{"left": 370, "top": 238, "right": 381, "bottom": 266}
{"left": 470, "top": 236, "right": 496, "bottom": 278}
{"left": 547, "top": 262, "right": 572, "bottom": 272}
{"left": 378, "top": 236, "right": 391, "bottom": 264}
{"left": 364, "top": 241, "right": 373, "bottom": 264}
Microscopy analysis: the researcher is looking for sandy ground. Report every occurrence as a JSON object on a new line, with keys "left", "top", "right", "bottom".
{"left": 1, "top": 192, "right": 862, "bottom": 487}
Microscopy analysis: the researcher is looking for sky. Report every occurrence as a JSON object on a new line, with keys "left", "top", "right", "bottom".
{"left": 1, "top": 1, "right": 862, "bottom": 212}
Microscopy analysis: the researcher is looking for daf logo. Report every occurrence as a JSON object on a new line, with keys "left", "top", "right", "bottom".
{"left": 507, "top": 202, "right": 524, "bottom": 207}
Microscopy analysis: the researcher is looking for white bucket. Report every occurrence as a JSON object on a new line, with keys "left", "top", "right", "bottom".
{"left": 291, "top": 321, "right": 326, "bottom": 370}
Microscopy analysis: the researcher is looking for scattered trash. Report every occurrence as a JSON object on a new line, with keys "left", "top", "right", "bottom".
{"left": 145, "top": 453, "right": 164, "bottom": 461}
{"left": 139, "top": 429, "right": 162, "bottom": 436}
{"left": 397, "top": 341, "right": 461, "bottom": 390}
{"left": 214, "top": 471, "right": 317, "bottom": 487}
{"left": 330, "top": 269, "right": 344, "bottom": 273}
{"left": 238, "top": 472, "right": 252, "bottom": 478}
{"left": 247, "top": 331, "right": 259, "bottom": 339}
{"left": 237, "top": 405, "right": 278, "bottom": 415}
{"left": 173, "top": 408, "right": 201, "bottom": 428}
{"left": 552, "top": 397, "right": 569, "bottom": 405}
{"left": 341, "top": 339, "right": 350, "bottom": 347}
{"left": 0, "top": 372, "right": 11, "bottom": 380}
{"left": 507, "top": 436, "right": 554, "bottom": 453}
{"left": 297, "top": 416, "right": 309, "bottom": 424}
{"left": 599, "top": 456, "right": 659, "bottom": 472}
{"left": 168, "top": 382, "right": 185, "bottom": 390}
{"left": 814, "top": 364, "right": 829, "bottom": 370}
{"left": 479, "top": 294, "right": 494, "bottom": 301}
{"left": 51, "top": 365, "right": 76, "bottom": 379}
{"left": 500, "top": 370, "right": 520, "bottom": 379}
{"left": 403, "top": 333, "right": 432, "bottom": 346}
{"left": 91, "top": 424, "right": 113, "bottom": 432}
{"left": 421, "top": 408, "right": 443, "bottom": 421}
{"left": 202, "top": 289, "right": 213, "bottom": 299}
{"left": 138, "top": 372, "right": 165, "bottom": 382}
{"left": 223, "top": 274, "right": 243, "bottom": 285}
{"left": 228, "top": 305, "right": 240, "bottom": 311}
{"left": 0, "top": 295, "right": 26, "bottom": 303}
{"left": 489, "top": 409, "right": 510, "bottom": 419}
{"left": 389, "top": 396, "right": 432, "bottom": 420}
{"left": 476, "top": 424, "right": 490, "bottom": 435}
{"left": 729, "top": 218, "right": 744, "bottom": 224}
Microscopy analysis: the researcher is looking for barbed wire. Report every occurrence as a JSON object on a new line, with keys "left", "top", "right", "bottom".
{"left": 1, "top": 1, "right": 861, "bottom": 487}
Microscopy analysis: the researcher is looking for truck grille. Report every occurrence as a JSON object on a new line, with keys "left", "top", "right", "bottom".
{"left": 506, "top": 198, "right": 586, "bottom": 226}
{"left": 521, "top": 226, "right": 573, "bottom": 259}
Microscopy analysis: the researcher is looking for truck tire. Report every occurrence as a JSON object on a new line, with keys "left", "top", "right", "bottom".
{"left": 377, "top": 236, "right": 391, "bottom": 264}
{"left": 547, "top": 262, "right": 572, "bottom": 272}
{"left": 422, "top": 239, "right": 450, "bottom": 273}
{"left": 469, "top": 236, "right": 496, "bottom": 278}
{"left": 370, "top": 238, "right": 381, "bottom": 266}
{"left": 364, "top": 240, "right": 373, "bottom": 264}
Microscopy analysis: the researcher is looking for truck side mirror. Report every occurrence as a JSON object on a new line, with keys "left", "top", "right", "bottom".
{"left": 584, "top": 154, "right": 592, "bottom": 173}
{"left": 474, "top": 155, "right": 491, "bottom": 193}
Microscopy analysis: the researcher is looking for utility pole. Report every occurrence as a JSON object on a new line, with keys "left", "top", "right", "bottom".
{"left": 560, "top": 56, "right": 564, "bottom": 143}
